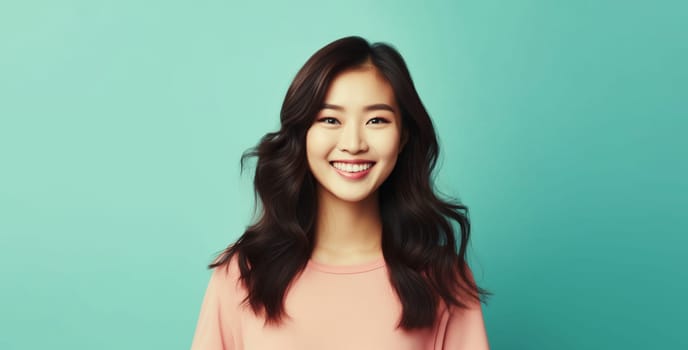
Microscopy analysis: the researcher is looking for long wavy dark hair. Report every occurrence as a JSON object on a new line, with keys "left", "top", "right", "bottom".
{"left": 210, "top": 36, "right": 491, "bottom": 330}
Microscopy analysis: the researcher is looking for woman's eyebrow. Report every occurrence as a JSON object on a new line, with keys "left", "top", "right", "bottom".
{"left": 321, "top": 103, "right": 396, "bottom": 113}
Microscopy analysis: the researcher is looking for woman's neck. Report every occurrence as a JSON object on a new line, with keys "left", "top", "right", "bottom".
{"left": 311, "top": 187, "right": 383, "bottom": 265}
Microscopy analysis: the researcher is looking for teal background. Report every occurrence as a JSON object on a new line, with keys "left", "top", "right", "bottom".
{"left": 1, "top": 0, "right": 686, "bottom": 349}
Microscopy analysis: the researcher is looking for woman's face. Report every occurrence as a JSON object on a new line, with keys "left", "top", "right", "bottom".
{"left": 306, "top": 65, "right": 403, "bottom": 203}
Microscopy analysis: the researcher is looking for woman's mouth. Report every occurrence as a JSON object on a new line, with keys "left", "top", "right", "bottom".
{"left": 329, "top": 161, "right": 375, "bottom": 179}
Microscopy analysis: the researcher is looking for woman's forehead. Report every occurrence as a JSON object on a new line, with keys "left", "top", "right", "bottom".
{"left": 322, "top": 67, "right": 397, "bottom": 111}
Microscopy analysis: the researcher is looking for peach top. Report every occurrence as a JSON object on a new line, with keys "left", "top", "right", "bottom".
{"left": 190, "top": 256, "right": 489, "bottom": 349}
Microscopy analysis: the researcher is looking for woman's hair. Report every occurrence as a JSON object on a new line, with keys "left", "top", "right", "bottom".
{"left": 210, "top": 35, "right": 491, "bottom": 330}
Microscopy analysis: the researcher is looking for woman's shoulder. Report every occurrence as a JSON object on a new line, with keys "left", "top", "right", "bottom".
{"left": 207, "top": 253, "right": 245, "bottom": 295}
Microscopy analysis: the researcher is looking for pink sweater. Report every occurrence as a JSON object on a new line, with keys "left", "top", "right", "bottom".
{"left": 190, "top": 256, "right": 489, "bottom": 349}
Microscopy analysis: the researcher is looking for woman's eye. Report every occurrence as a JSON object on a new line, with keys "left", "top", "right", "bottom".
{"left": 318, "top": 117, "right": 339, "bottom": 125}
{"left": 367, "top": 117, "right": 390, "bottom": 125}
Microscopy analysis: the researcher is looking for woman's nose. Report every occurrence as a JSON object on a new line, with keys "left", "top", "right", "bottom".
{"left": 337, "top": 123, "right": 368, "bottom": 154}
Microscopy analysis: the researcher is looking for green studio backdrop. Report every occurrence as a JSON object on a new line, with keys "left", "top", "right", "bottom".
{"left": 1, "top": 0, "right": 686, "bottom": 349}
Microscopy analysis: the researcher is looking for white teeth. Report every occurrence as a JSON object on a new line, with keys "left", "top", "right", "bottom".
{"left": 331, "top": 162, "right": 374, "bottom": 173}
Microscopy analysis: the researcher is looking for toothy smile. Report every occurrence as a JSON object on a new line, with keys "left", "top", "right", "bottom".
{"left": 329, "top": 161, "right": 375, "bottom": 173}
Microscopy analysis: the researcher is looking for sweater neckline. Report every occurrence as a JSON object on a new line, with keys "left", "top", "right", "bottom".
{"left": 307, "top": 256, "right": 386, "bottom": 274}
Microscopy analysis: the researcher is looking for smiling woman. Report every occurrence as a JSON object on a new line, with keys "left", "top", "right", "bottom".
{"left": 307, "top": 64, "right": 403, "bottom": 203}
{"left": 190, "top": 36, "right": 491, "bottom": 350}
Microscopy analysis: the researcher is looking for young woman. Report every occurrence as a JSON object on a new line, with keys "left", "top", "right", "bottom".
{"left": 190, "top": 36, "right": 491, "bottom": 350}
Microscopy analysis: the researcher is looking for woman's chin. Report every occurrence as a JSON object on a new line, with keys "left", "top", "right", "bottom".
{"left": 319, "top": 187, "right": 378, "bottom": 204}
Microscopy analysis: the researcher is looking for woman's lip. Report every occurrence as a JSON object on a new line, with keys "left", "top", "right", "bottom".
{"left": 331, "top": 163, "right": 374, "bottom": 179}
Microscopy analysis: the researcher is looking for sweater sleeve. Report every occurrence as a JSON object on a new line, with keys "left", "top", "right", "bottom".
{"left": 190, "top": 267, "right": 236, "bottom": 350}
{"left": 442, "top": 267, "right": 490, "bottom": 350}
{"left": 442, "top": 301, "right": 489, "bottom": 349}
